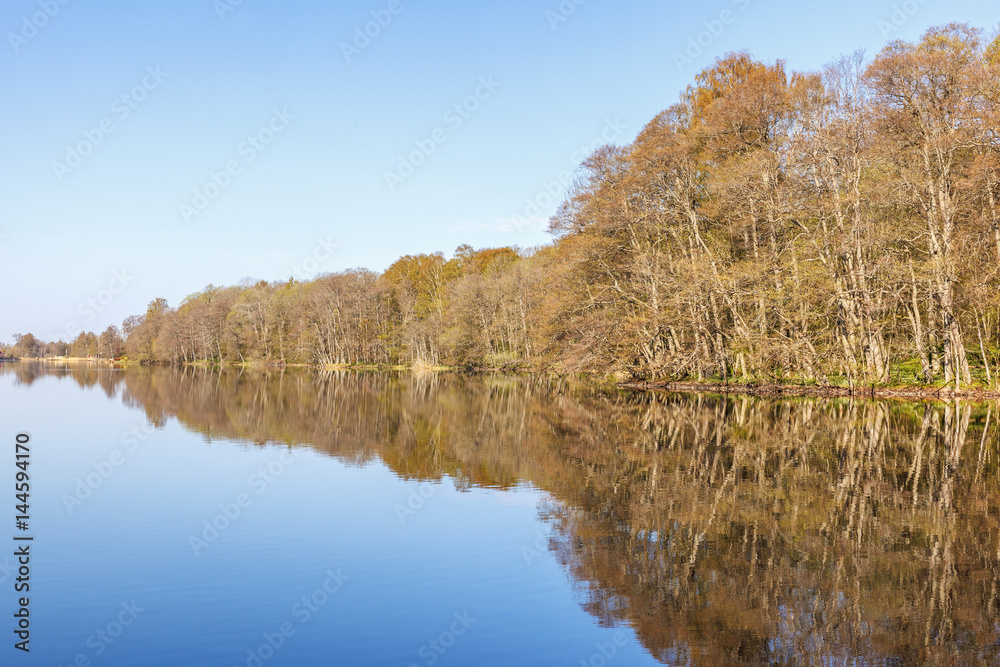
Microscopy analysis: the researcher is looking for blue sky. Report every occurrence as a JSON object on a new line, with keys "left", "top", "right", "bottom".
{"left": 1, "top": 0, "right": 996, "bottom": 342}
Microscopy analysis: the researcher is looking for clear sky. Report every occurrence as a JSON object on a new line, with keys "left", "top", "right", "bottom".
{"left": 1, "top": 0, "right": 996, "bottom": 343}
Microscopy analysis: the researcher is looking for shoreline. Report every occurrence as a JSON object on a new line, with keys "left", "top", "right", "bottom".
{"left": 619, "top": 380, "right": 1000, "bottom": 402}
{"left": 8, "top": 358, "right": 1000, "bottom": 402}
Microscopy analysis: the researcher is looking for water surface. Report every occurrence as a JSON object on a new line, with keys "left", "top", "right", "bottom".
{"left": 2, "top": 363, "right": 998, "bottom": 665}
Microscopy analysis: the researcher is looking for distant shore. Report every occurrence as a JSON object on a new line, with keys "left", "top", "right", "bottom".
{"left": 13, "top": 357, "right": 120, "bottom": 363}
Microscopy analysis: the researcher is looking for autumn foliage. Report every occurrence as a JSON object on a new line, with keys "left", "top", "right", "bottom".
{"left": 16, "top": 25, "right": 1000, "bottom": 388}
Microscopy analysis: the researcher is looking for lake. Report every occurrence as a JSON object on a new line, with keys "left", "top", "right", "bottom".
{"left": 2, "top": 363, "right": 998, "bottom": 665}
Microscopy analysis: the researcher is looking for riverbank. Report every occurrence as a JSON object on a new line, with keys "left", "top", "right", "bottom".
{"left": 8, "top": 358, "right": 999, "bottom": 401}
{"left": 15, "top": 357, "right": 123, "bottom": 364}
{"left": 620, "top": 379, "right": 1000, "bottom": 402}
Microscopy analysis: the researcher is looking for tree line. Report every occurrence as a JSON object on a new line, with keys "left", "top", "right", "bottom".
{"left": 11, "top": 24, "right": 1000, "bottom": 388}
{"left": 6, "top": 329, "right": 123, "bottom": 361}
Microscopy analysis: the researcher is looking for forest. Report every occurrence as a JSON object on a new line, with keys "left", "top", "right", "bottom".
{"left": 10, "top": 24, "right": 1000, "bottom": 389}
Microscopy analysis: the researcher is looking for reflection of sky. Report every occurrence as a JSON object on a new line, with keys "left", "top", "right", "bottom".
{"left": 4, "top": 371, "right": 661, "bottom": 666}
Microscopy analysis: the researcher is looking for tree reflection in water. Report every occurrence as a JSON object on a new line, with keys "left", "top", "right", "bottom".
{"left": 7, "top": 363, "right": 998, "bottom": 665}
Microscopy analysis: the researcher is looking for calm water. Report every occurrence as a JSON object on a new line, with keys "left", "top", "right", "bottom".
{"left": 1, "top": 363, "right": 998, "bottom": 666}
